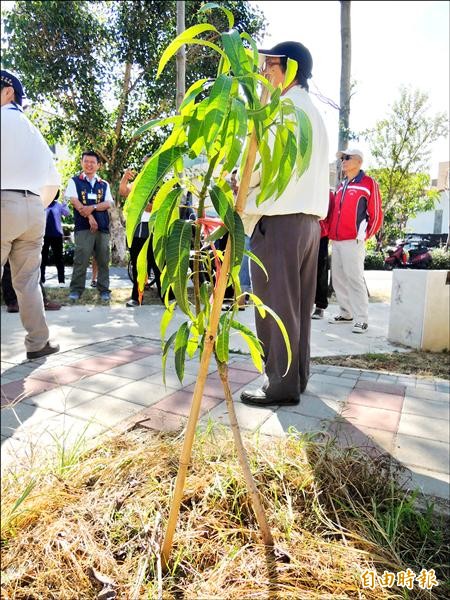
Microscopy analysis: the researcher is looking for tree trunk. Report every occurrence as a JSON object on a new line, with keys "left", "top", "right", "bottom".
{"left": 176, "top": 1, "right": 186, "bottom": 111}
{"left": 109, "top": 204, "right": 127, "bottom": 265}
{"left": 336, "top": 0, "right": 351, "bottom": 187}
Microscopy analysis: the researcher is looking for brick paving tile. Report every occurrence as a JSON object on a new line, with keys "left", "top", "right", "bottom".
{"left": 135, "top": 408, "right": 187, "bottom": 433}
{"left": 227, "top": 360, "right": 260, "bottom": 373}
{"left": 341, "top": 403, "right": 401, "bottom": 433}
{"left": 153, "top": 389, "right": 223, "bottom": 417}
{"left": 27, "top": 366, "right": 93, "bottom": 385}
{"left": 71, "top": 356, "right": 131, "bottom": 372}
{"left": 355, "top": 380, "right": 406, "bottom": 396}
{"left": 184, "top": 379, "right": 242, "bottom": 397}
{"left": 207, "top": 369, "right": 260, "bottom": 385}
{"left": 129, "top": 344, "right": 161, "bottom": 355}
{"left": 347, "top": 389, "right": 404, "bottom": 412}
{"left": 1, "top": 378, "right": 57, "bottom": 406}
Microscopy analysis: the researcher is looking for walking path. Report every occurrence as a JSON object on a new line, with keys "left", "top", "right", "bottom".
{"left": 1, "top": 270, "right": 449, "bottom": 505}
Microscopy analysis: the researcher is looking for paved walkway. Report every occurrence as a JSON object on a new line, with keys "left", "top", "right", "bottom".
{"left": 1, "top": 271, "right": 449, "bottom": 505}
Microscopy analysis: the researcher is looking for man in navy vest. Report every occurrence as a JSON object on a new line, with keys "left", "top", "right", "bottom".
{"left": 65, "top": 151, "right": 114, "bottom": 301}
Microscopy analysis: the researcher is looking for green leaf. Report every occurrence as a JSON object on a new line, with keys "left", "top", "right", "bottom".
{"left": 231, "top": 320, "right": 264, "bottom": 372}
{"left": 200, "top": 2, "right": 234, "bottom": 29}
{"left": 186, "top": 322, "right": 200, "bottom": 359}
{"left": 247, "top": 298, "right": 292, "bottom": 375}
{"left": 209, "top": 185, "right": 234, "bottom": 234}
{"left": 162, "top": 331, "right": 177, "bottom": 386}
{"left": 231, "top": 211, "right": 245, "bottom": 271}
{"left": 125, "top": 147, "right": 183, "bottom": 247}
{"left": 214, "top": 315, "right": 230, "bottom": 362}
{"left": 166, "top": 219, "right": 193, "bottom": 316}
{"left": 296, "top": 107, "right": 313, "bottom": 177}
{"left": 136, "top": 237, "right": 150, "bottom": 299}
{"left": 203, "top": 74, "right": 233, "bottom": 152}
{"left": 160, "top": 302, "right": 176, "bottom": 342}
{"left": 230, "top": 319, "right": 264, "bottom": 354}
{"left": 222, "top": 97, "right": 247, "bottom": 173}
{"left": 153, "top": 188, "right": 184, "bottom": 270}
{"left": 283, "top": 57, "right": 297, "bottom": 90}
{"left": 132, "top": 115, "right": 183, "bottom": 139}
{"left": 180, "top": 78, "right": 210, "bottom": 115}
{"left": 245, "top": 249, "right": 268, "bottom": 281}
{"left": 221, "top": 29, "right": 252, "bottom": 77}
{"left": 157, "top": 24, "right": 218, "bottom": 78}
{"left": 174, "top": 322, "right": 190, "bottom": 382}
{"left": 240, "top": 32, "right": 259, "bottom": 68}
{"left": 204, "top": 224, "right": 228, "bottom": 244}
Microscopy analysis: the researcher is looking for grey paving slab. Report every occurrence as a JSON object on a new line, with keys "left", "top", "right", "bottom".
{"left": 200, "top": 400, "right": 273, "bottom": 433}
{"left": 302, "top": 379, "right": 354, "bottom": 402}
{"left": 69, "top": 373, "right": 133, "bottom": 394}
{"left": 402, "top": 467, "right": 449, "bottom": 501}
{"left": 64, "top": 394, "right": 144, "bottom": 429}
{"left": 403, "top": 395, "right": 450, "bottom": 420}
{"left": 103, "top": 363, "right": 160, "bottom": 380}
{"left": 260, "top": 411, "right": 327, "bottom": 437}
{"left": 308, "top": 373, "right": 357, "bottom": 389}
{"left": 398, "top": 413, "right": 449, "bottom": 444}
{"left": 404, "top": 386, "right": 449, "bottom": 403}
{"left": 1, "top": 405, "right": 65, "bottom": 439}
{"left": 394, "top": 434, "right": 450, "bottom": 474}
{"left": 21, "top": 386, "right": 100, "bottom": 411}
{"left": 436, "top": 382, "right": 450, "bottom": 393}
{"left": 289, "top": 394, "right": 342, "bottom": 420}
{"left": 144, "top": 371, "right": 197, "bottom": 390}
{"left": 109, "top": 380, "right": 178, "bottom": 406}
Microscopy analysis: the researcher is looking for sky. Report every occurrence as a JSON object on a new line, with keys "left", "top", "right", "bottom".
{"left": 252, "top": 0, "right": 449, "bottom": 178}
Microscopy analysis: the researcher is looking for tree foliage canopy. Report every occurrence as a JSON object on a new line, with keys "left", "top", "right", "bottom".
{"left": 363, "top": 87, "right": 448, "bottom": 246}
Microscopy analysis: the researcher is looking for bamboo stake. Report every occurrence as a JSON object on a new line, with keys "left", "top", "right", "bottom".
{"left": 161, "top": 86, "right": 270, "bottom": 570}
{"left": 217, "top": 361, "right": 274, "bottom": 546}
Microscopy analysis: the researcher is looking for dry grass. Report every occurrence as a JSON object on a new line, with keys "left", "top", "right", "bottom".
{"left": 312, "top": 351, "right": 450, "bottom": 380}
{"left": 1, "top": 426, "right": 448, "bottom": 599}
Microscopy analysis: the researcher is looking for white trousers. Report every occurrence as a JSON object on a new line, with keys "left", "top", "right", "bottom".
{"left": 331, "top": 239, "right": 368, "bottom": 323}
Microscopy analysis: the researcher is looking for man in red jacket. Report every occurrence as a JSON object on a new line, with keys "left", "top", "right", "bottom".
{"left": 328, "top": 148, "right": 383, "bottom": 333}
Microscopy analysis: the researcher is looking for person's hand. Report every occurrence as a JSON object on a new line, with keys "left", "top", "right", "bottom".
{"left": 78, "top": 205, "right": 95, "bottom": 217}
{"left": 122, "top": 168, "right": 136, "bottom": 182}
{"left": 88, "top": 214, "right": 98, "bottom": 232}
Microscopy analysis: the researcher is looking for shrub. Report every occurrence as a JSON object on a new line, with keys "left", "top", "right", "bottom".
{"left": 364, "top": 251, "right": 385, "bottom": 270}
{"left": 430, "top": 247, "right": 450, "bottom": 269}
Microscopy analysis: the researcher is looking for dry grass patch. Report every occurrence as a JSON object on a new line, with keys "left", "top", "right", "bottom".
{"left": 1, "top": 426, "right": 448, "bottom": 599}
{"left": 312, "top": 351, "right": 450, "bottom": 380}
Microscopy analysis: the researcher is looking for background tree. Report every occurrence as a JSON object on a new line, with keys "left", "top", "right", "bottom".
{"left": 363, "top": 87, "right": 448, "bottom": 248}
{"left": 336, "top": 0, "right": 351, "bottom": 185}
{"left": 1, "top": 0, "right": 266, "bottom": 262}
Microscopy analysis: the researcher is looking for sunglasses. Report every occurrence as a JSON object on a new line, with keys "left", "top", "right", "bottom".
{"left": 341, "top": 155, "right": 354, "bottom": 161}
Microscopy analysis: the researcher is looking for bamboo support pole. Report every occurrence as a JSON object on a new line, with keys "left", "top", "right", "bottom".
{"left": 217, "top": 361, "right": 274, "bottom": 546}
{"left": 161, "top": 86, "right": 270, "bottom": 570}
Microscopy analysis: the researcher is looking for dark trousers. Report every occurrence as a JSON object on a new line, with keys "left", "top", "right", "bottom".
{"left": 2, "top": 260, "right": 47, "bottom": 306}
{"left": 315, "top": 237, "right": 329, "bottom": 309}
{"left": 41, "top": 235, "right": 65, "bottom": 283}
{"left": 129, "top": 234, "right": 163, "bottom": 303}
{"left": 250, "top": 213, "right": 320, "bottom": 400}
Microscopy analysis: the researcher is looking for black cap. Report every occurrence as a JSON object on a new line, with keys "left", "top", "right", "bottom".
{"left": 258, "top": 41, "right": 313, "bottom": 79}
{"left": 1, "top": 69, "right": 25, "bottom": 105}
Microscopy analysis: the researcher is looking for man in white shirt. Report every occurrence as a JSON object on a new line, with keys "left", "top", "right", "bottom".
{"left": 240, "top": 42, "right": 329, "bottom": 406}
{"left": 65, "top": 151, "right": 114, "bottom": 301}
{"left": 1, "top": 70, "right": 61, "bottom": 360}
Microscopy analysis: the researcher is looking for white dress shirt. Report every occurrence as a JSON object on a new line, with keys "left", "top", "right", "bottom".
{"left": 1, "top": 103, "right": 61, "bottom": 195}
{"left": 65, "top": 173, "right": 114, "bottom": 204}
{"left": 242, "top": 86, "right": 329, "bottom": 236}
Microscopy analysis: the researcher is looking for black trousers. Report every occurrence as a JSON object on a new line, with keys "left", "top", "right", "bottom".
{"left": 315, "top": 237, "right": 329, "bottom": 309}
{"left": 129, "top": 234, "right": 163, "bottom": 303}
{"left": 41, "top": 235, "right": 65, "bottom": 283}
{"left": 2, "top": 260, "right": 47, "bottom": 306}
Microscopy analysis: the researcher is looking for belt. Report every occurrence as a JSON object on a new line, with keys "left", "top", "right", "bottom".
{"left": 2, "top": 189, "right": 39, "bottom": 197}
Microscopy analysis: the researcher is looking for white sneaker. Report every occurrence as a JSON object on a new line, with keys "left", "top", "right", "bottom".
{"left": 59, "top": 282, "right": 66, "bottom": 288}
{"left": 352, "top": 322, "right": 368, "bottom": 334}
{"left": 311, "top": 308, "right": 324, "bottom": 319}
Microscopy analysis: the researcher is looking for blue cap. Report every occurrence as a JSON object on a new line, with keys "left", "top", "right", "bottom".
{"left": 1, "top": 69, "right": 25, "bottom": 105}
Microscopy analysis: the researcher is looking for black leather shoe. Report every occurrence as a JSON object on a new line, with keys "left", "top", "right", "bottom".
{"left": 27, "top": 342, "right": 60, "bottom": 360}
{"left": 240, "top": 388, "right": 299, "bottom": 407}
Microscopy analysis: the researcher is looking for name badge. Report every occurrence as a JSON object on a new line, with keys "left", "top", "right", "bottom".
{"left": 87, "top": 193, "right": 97, "bottom": 201}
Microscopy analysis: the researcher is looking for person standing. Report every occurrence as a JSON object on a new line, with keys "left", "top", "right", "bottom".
{"left": 66, "top": 151, "right": 114, "bottom": 301}
{"left": 119, "top": 163, "right": 164, "bottom": 306}
{"left": 40, "top": 190, "right": 70, "bottom": 287}
{"left": 240, "top": 42, "right": 329, "bottom": 406}
{"left": 328, "top": 148, "right": 383, "bottom": 333}
{"left": 311, "top": 189, "right": 334, "bottom": 319}
{"left": 1, "top": 69, "right": 61, "bottom": 359}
